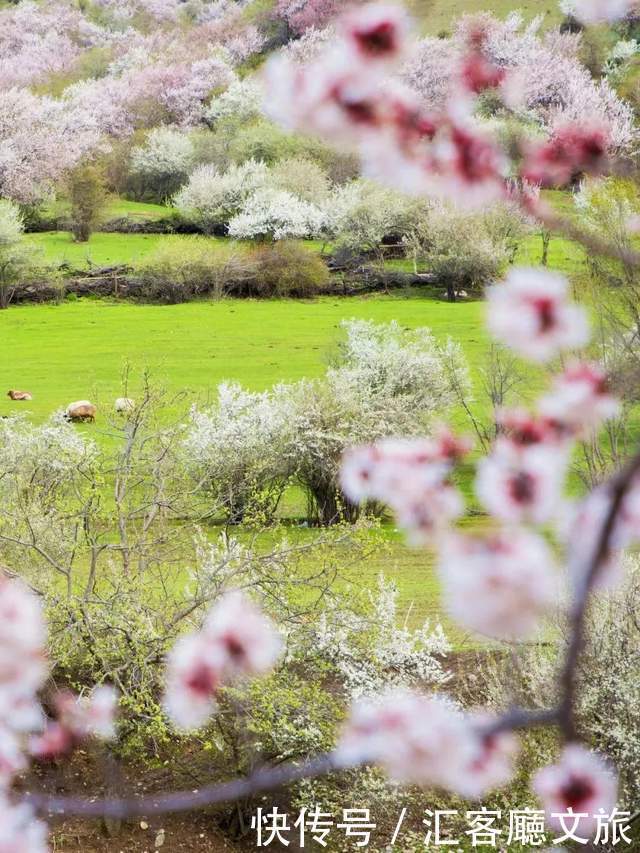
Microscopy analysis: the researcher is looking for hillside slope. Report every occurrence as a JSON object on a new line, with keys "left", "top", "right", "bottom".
{"left": 409, "top": 0, "right": 563, "bottom": 34}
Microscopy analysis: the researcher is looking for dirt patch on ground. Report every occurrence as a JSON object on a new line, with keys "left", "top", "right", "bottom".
{"left": 25, "top": 751, "right": 258, "bottom": 853}
{"left": 50, "top": 814, "right": 251, "bottom": 853}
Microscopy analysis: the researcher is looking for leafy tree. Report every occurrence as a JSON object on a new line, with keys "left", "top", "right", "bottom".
{"left": 67, "top": 163, "right": 107, "bottom": 243}
{"left": 0, "top": 199, "right": 39, "bottom": 309}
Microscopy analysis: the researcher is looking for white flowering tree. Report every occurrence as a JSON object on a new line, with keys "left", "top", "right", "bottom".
{"left": 185, "top": 381, "right": 299, "bottom": 522}
{"left": 227, "top": 186, "right": 326, "bottom": 240}
{"left": 292, "top": 319, "right": 468, "bottom": 525}
{"left": 205, "top": 78, "right": 263, "bottom": 125}
{"left": 173, "top": 159, "right": 269, "bottom": 233}
{"left": 324, "top": 179, "right": 430, "bottom": 261}
{"left": 130, "top": 127, "right": 195, "bottom": 200}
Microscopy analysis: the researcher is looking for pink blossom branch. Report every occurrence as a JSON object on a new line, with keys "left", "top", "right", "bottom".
{"left": 559, "top": 446, "right": 640, "bottom": 741}
{"left": 25, "top": 753, "right": 340, "bottom": 819}
{"left": 22, "top": 710, "right": 557, "bottom": 819}
{"left": 22, "top": 447, "right": 640, "bottom": 820}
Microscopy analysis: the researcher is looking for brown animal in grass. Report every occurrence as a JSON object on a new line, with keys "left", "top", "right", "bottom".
{"left": 7, "top": 390, "right": 32, "bottom": 401}
{"left": 65, "top": 400, "right": 97, "bottom": 422}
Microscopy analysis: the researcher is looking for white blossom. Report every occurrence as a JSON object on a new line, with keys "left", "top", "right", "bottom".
{"left": 227, "top": 186, "right": 326, "bottom": 240}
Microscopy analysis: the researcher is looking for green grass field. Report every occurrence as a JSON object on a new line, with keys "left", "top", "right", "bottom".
{"left": 408, "top": 0, "right": 563, "bottom": 34}
{"left": 26, "top": 232, "right": 205, "bottom": 269}
{"left": 7, "top": 188, "right": 587, "bottom": 643}
{"left": 0, "top": 291, "right": 543, "bottom": 640}
{"left": 28, "top": 224, "right": 585, "bottom": 275}
{"left": 0, "top": 293, "right": 491, "bottom": 420}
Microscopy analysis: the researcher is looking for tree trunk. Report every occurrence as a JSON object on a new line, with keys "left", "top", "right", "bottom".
{"left": 541, "top": 229, "right": 551, "bottom": 266}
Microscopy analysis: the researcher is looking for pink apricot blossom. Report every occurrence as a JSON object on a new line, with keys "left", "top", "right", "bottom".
{"left": 437, "top": 529, "right": 558, "bottom": 639}
{"left": 164, "top": 592, "right": 282, "bottom": 731}
{"left": 533, "top": 744, "right": 617, "bottom": 837}
{"left": 496, "top": 407, "right": 573, "bottom": 448}
{"left": 30, "top": 686, "right": 118, "bottom": 760}
{"left": 341, "top": 436, "right": 466, "bottom": 543}
{"left": 338, "top": 691, "right": 519, "bottom": 798}
{"left": 572, "top": 0, "right": 635, "bottom": 24}
{"left": 460, "top": 713, "right": 520, "bottom": 799}
{"left": 521, "top": 124, "right": 610, "bottom": 188}
{"left": 0, "top": 797, "right": 48, "bottom": 853}
{"left": 539, "top": 362, "right": 620, "bottom": 434}
{"left": 337, "top": 690, "right": 476, "bottom": 790}
{"left": 475, "top": 442, "right": 566, "bottom": 525}
{"left": 486, "top": 268, "right": 590, "bottom": 363}
{"left": 340, "top": 3, "right": 410, "bottom": 66}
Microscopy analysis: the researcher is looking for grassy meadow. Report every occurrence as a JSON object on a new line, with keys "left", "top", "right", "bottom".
{"left": 0, "top": 178, "right": 592, "bottom": 645}
{"left": 0, "top": 292, "right": 491, "bottom": 419}
{"left": 2, "top": 207, "right": 589, "bottom": 640}
{"left": 408, "top": 0, "right": 563, "bottom": 34}
{"left": 0, "top": 287, "right": 546, "bottom": 641}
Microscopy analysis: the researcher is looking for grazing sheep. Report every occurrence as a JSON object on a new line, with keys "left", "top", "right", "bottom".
{"left": 115, "top": 397, "right": 135, "bottom": 414}
{"left": 66, "top": 400, "right": 97, "bottom": 423}
{"left": 7, "top": 390, "right": 32, "bottom": 401}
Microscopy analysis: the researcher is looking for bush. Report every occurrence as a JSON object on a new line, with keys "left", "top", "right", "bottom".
{"left": 228, "top": 119, "right": 359, "bottom": 183}
{"left": 174, "top": 158, "right": 331, "bottom": 237}
{"left": 405, "top": 202, "right": 510, "bottom": 301}
{"left": 269, "top": 157, "right": 331, "bottom": 204}
{"left": 185, "top": 382, "right": 299, "bottom": 522}
{"left": 291, "top": 319, "right": 469, "bottom": 524}
{"left": 228, "top": 186, "right": 325, "bottom": 240}
{"left": 327, "top": 180, "right": 430, "bottom": 261}
{"left": 137, "top": 238, "right": 251, "bottom": 302}
{"left": 243, "top": 241, "right": 330, "bottom": 298}
{"left": 67, "top": 163, "right": 107, "bottom": 243}
{"left": 575, "top": 176, "right": 640, "bottom": 288}
{"left": 205, "top": 78, "right": 263, "bottom": 126}
{"left": 136, "top": 237, "right": 328, "bottom": 302}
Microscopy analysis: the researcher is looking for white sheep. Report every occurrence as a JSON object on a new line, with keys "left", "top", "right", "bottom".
{"left": 115, "top": 397, "right": 136, "bottom": 414}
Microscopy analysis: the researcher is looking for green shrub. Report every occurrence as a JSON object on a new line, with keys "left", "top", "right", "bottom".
{"left": 405, "top": 202, "right": 512, "bottom": 301}
{"left": 229, "top": 120, "right": 359, "bottom": 183}
{"left": 67, "top": 162, "right": 107, "bottom": 243}
{"left": 137, "top": 238, "right": 251, "bottom": 302}
{"left": 242, "top": 241, "right": 330, "bottom": 298}
{"left": 269, "top": 157, "right": 331, "bottom": 203}
{"left": 136, "top": 238, "right": 329, "bottom": 302}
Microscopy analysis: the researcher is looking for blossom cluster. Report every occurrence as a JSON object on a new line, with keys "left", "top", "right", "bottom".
{"left": 163, "top": 591, "right": 282, "bottom": 730}
{"left": 562, "top": 0, "right": 637, "bottom": 24}
{"left": 0, "top": 574, "right": 118, "bottom": 850}
{"left": 0, "top": 0, "right": 262, "bottom": 202}
{"left": 255, "top": 2, "right": 640, "bottom": 832}
{"left": 264, "top": 3, "right": 632, "bottom": 207}
{"left": 337, "top": 689, "right": 519, "bottom": 801}
{"left": 404, "top": 12, "right": 636, "bottom": 155}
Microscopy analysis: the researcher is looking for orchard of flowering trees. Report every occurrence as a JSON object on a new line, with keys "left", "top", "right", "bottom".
{"left": 6, "top": 0, "right": 640, "bottom": 849}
